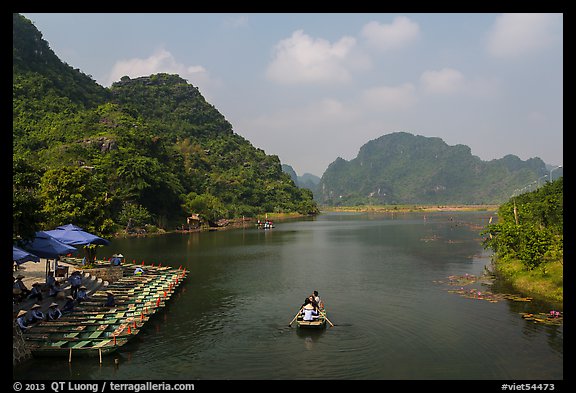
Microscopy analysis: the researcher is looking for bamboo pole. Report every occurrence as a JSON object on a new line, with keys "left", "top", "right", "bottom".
{"left": 289, "top": 308, "right": 302, "bottom": 326}
{"left": 324, "top": 315, "right": 335, "bottom": 327}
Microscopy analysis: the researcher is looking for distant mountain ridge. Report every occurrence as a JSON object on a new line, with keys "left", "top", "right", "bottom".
{"left": 318, "top": 132, "right": 551, "bottom": 205}
{"left": 281, "top": 164, "right": 320, "bottom": 193}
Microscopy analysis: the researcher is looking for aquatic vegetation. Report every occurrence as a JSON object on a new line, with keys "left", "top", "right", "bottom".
{"left": 437, "top": 273, "right": 562, "bottom": 326}
{"left": 446, "top": 287, "right": 532, "bottom": 303}
{"left": 434, "top": 273, "right": 493, "bottom": 287}
{"left": 439, "top": 273, "right": 531, "bottom": 302}
{"left": 520, "top": 311, "right": 563, "bottom": 326}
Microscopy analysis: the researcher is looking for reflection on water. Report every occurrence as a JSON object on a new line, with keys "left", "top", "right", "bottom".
{"left": 14, "top": 212, "right": 562, "bottom": 380}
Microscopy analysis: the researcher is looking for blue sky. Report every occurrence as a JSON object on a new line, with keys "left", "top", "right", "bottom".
{"left": 22, "top": 13, "right": 563, "bottom": 177}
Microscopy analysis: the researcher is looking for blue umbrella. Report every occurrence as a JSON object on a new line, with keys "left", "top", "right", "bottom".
{"left": 19, "top": 232, "right": 79, "bottom": 282}
{"left": 21, "top": 231, "right": 79, "bottom": 259}
{"left": 13, "top": 245, "right": 40, "bottom": 265}
{"left": 45, "top": 224, "right": 110, "bottom": 246}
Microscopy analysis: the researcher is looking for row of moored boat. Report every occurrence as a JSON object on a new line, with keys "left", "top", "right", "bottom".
{"left": 22, "top": 259, "right": 188, "bottom": 358}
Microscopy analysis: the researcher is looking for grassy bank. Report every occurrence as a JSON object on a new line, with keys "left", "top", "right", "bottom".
{"left": 493, "top": 256, "right": 563, "bottom": 307}
{"left": 322, "top": 204, "right": 499, "bottom": 213}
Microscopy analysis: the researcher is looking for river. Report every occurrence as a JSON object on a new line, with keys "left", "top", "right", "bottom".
{"left": 13, "top": 211, "right": 563, "bottom": 380}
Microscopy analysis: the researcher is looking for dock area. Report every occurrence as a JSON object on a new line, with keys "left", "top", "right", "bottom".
{"left": 14, "top": 258, "right": 187, "bottom": 360}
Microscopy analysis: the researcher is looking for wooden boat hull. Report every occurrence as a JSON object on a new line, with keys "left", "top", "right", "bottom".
{"left": 26, "top": 258, "right": 189, "bottom": 357}
{"left": 28, "top": 337, "right": 128, "bottom": 357}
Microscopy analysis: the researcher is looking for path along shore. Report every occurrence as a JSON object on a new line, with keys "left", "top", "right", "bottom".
{"left": 14, "top": 258, "right": 77, "bottom": 292}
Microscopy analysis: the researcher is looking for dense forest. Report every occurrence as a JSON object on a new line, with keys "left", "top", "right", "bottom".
{"left": 13, "top": 13, "right": 318, "bottom": 241}
{"left": 319, "top": 132, "right": 553, "bottom": 205}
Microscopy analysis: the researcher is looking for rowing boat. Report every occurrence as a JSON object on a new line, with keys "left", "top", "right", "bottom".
{"left": 28, "top": 315, "right": 144, "bottom": 332}
{"left": 296, "top": 308, "right": 327, "bottom": 329}
{"left": 24, "top": 326, "right": 139, "bottom": 341}
{"left": 27, "top": 336, "right": 128, "bottom": 357}
{"left": 23, "top": 259, "right": 189, "bottom": 357}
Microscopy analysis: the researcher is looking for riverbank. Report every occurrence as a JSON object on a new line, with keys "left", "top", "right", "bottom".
{"left": 113, "top": 212, "right": 309, "bottom": 238}
{"left": 14, "top": 259, "right": 78, "bottom": 294}
{"left": 322, "top": 204, "right": 499, "bottom": 213}
{"left": 492, "top": 257, "right": 563, "bottom": 308}
{"left": 114, "top": 207, "right": 497, "bottom": 238}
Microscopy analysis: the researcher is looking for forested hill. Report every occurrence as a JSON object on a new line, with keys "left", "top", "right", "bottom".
{"left": 318, "top": 132, "right": 549, "bottom": 205}
{"left": 110, "top": 74, "right": 233, "bottom": 139}
{"left": 13, "top": 14, "right": 109, "bottom": 113}
{"left": 12, "top": 13, "right": 318, "bottom": 240}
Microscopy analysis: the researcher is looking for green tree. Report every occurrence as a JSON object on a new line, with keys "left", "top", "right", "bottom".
{"left": 39, "top": 166, "right": 115, "bottom": 236}
{"left": 182, "top": 192, "right": 228, "bottom": 224}
{"left": 13, "top": 156, "right": 44, "bottom": 241}
{"left": 117, "top": 202, "right": 152, "bottom": 230}
{"left": 482, "top": 178, "right": 563, "bottom": 270}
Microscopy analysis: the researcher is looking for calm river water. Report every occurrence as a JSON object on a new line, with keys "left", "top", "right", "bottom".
{"left": 14, "top": 212, "right": 563, "bottom": 380}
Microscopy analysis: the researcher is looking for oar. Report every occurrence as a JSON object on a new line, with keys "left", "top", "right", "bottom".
{"left": 320, "top": 310, "right": 334, "bottom": 327}
{"left": 325, "top": 315, "right": 335, "bottom": 327}
{"left": 288, "top": 308, "right": 302, "bottom": 327}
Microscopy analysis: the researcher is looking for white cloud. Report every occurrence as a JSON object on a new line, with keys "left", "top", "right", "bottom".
{"left": 361, "top": 83, "right": 417, "bottom": 110}
{"left": 105, "top": 48, "right": 220, "bottom": 95}
{"left": 419, "top": 68, "right": 500, "bottom": 98}
{"left": 485, "top": 13, "right": 562, "bottom": 58}
{"left": 266, "top": 30, "right": 357, "bottom": 85}
{"left": 187, "top": 65, "right": 207, "bottom": 74}
{"left": 361, "top": 16, "right": 420, "bottom": 51}
{"left": 420, "top": 68, "right": 465, "bottom": 95}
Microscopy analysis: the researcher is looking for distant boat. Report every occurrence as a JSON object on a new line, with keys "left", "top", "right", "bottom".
{"left": 256, "top": 220, "right": 274, "bottom": 229}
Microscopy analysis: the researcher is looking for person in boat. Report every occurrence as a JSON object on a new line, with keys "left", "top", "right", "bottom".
{"left": 302, "top": 303, "right": 319, "bottom": 321}
{"left": 134, "top": 266, "right": 144, "bottom": 275}
{"left": 27, "top": 282, "right": 43, "bottom": 302}
{"left": 61, "top": 295, "right": 76, "bottom": 314}
{"left": 313, "top": 290, "right": 324, "bottom": 309}
{"left": 104, "top": 291, "right": 116, "bottom": 307}
{"left": 28, "top": 304, "right": 45, "bottom": 324}
{"left": 46, "top": 302, "right": 62, "bottom": 321}
{"left": 110, "top": 254, "right": 123, "bottom": 266}
{"left": 16, "top": 310, "right": 30, "bottom": 331}
{"left": 76, "top": 285, "right": 89, "bottom": 302}
{"left": 302, "top": 295, "right": 319, "bottom": 310}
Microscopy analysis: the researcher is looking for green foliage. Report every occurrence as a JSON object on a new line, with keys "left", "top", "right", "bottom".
{"left": 13, "top": 156, "right": 44, "bottom": 241}
{"left": 319, "top": 132, "right": 549, "bottom": 205}
{"left": 182, "top": 192, "right": 228, "bottom": 223}
{"left": 117, "top": 202, "right": 152, "bottom": 229}
{"left": 497, "top": 178, "right": 563, "bottom": 234}
{"left": 12, "top": 14, "right": 318, "bottom": 236}
{"left": 482, "top": 178, "right": 563, "bottom": 271}
{"left": 38, "top": 167, "right": 115, "bottom": 236}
